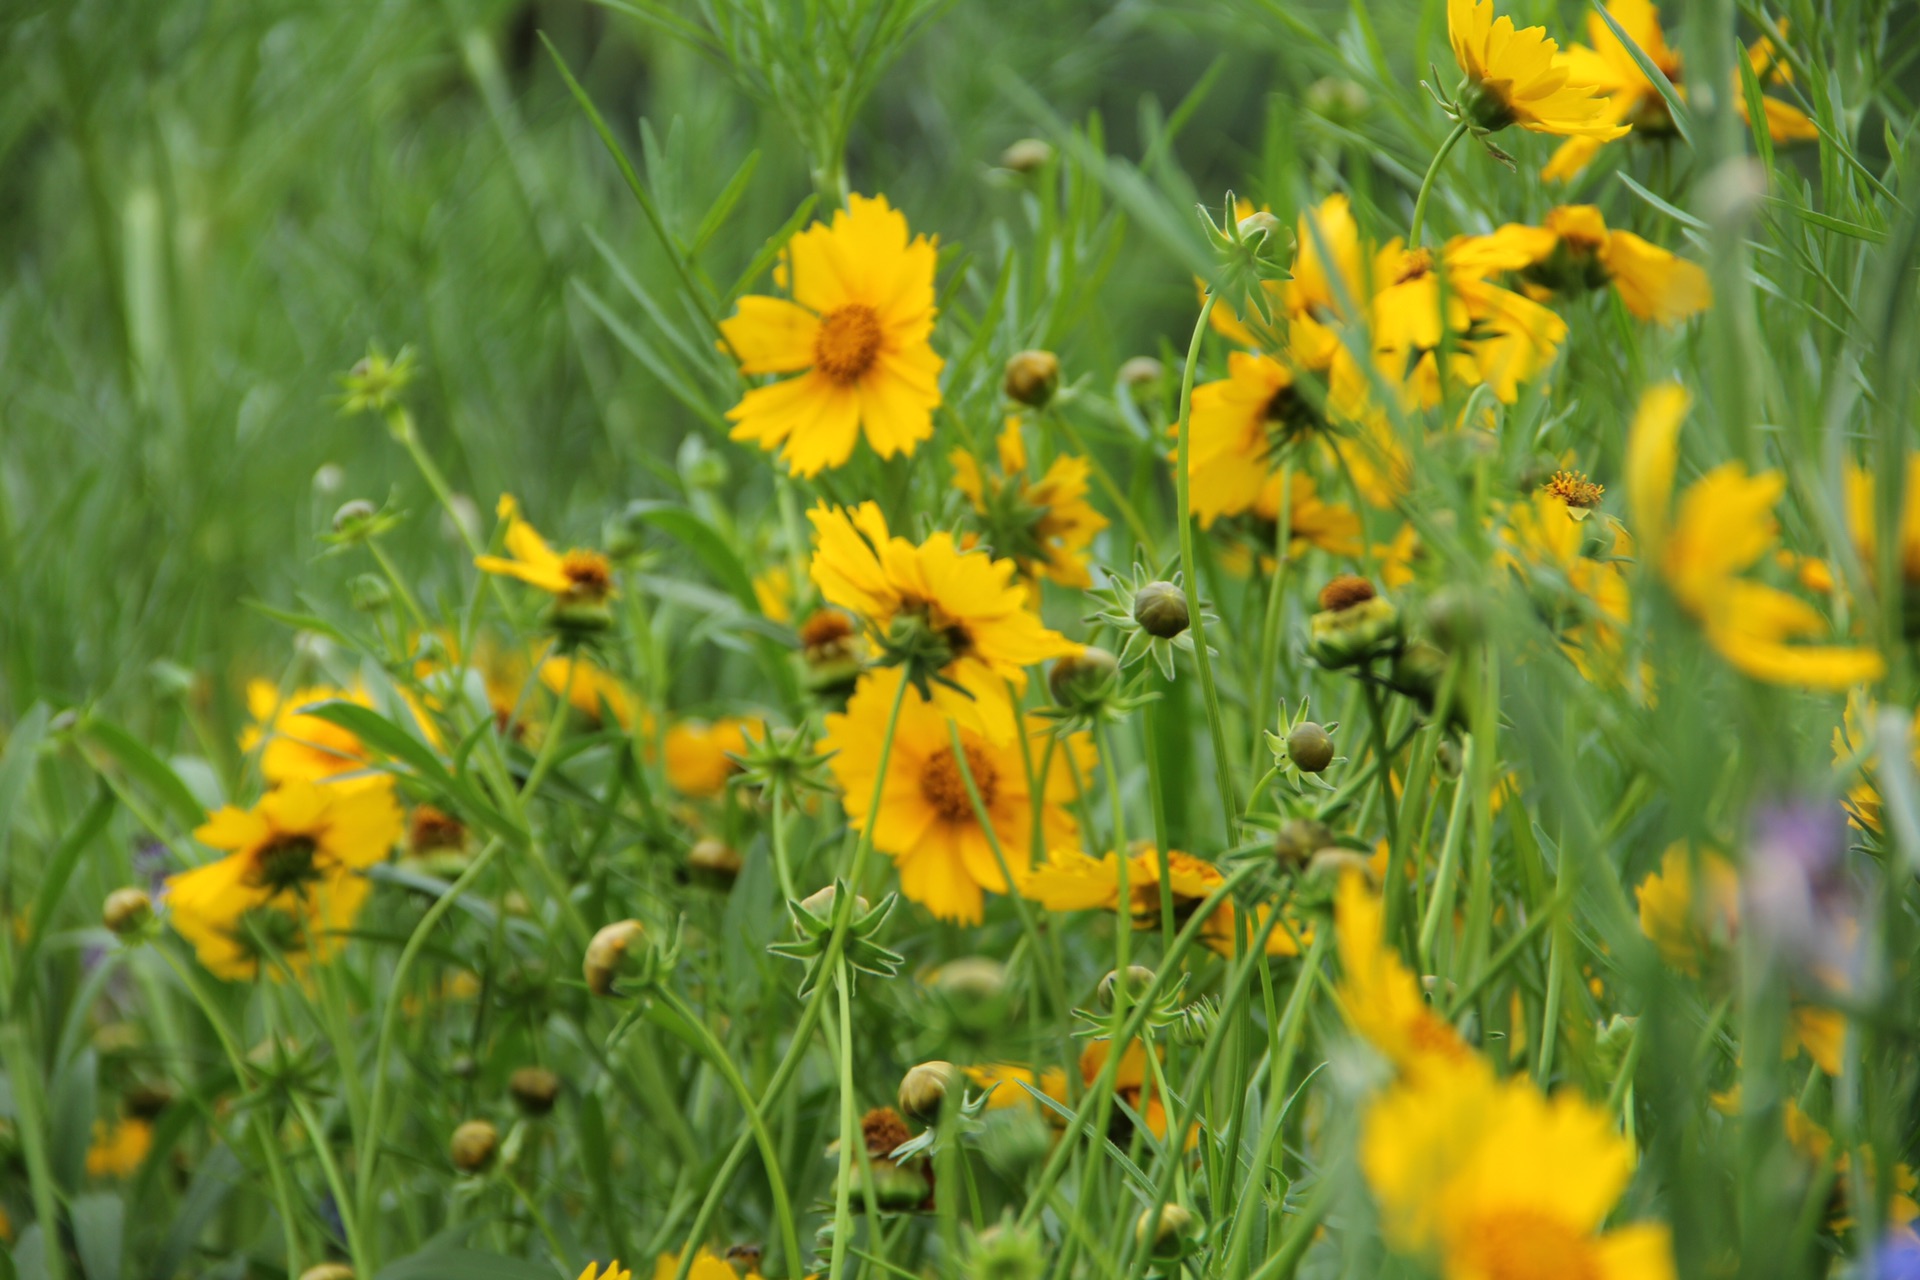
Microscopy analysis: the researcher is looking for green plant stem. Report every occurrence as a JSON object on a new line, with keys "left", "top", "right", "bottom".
{"left": 655, "top": 987, "right": 805, "bottom": 1277}
{"left": 386, "top": 405, "right": 482, "bottom": 557}
{"left": 1417, "top": 750, "right": 1473, "bottom": 971}
{"left": 1174, "top": 291, "right": 1242, "bottom": 842}
{"left": 1408, "top": 120, "right": 1471, "bottom": 249}
{"left": 1096, "top": 720, "right": 1136, "bottom": 983}
{"left": 829, "top": 961, "right": 859, "bottom": 1280}
{"left": 0, "top": 1020, "right": 70, "bottom": 1280}
{"left": 1249, "top": 456, "right": 1294, "bottom": 779}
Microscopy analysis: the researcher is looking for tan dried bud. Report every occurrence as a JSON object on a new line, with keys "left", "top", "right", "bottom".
{"left": 897, "top": 1060, "right": 961, "bottom": 1122}
{"left": 1003, "top": 350, "right": 1061, "bottom": 408}
{"left": 583, "top": 919, "right": 645, "bottom": 996}
{"left": 688, "top": 836, "right": 743, "bottom": 886}
{"left": 298, "top": 1266, "right": 358, "bottom": 1280}
{"left": 103, "top": 887, "right": 154, "bottom": 938}
{"left": 999, "top": 139, "right": 1054, "bottom": 173}
{"left": 449, "top": 1119, "right": 498, "bottom": 1173}
{"left": 509, "top": 1066, "right": 561, "bottom": 1116}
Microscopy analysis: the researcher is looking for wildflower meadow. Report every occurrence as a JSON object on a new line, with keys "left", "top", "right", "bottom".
{"left": 6, "top": 0, "right": 1920, "bottom": 1277}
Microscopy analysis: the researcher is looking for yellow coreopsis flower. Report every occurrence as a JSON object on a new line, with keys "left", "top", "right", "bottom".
{"left": 1334, "top": 871, "right": 1471, "bottom": 1076}
{"left": 1833, "top": 688, "right": 1920, "bottom": 834}
{"left": 242, "top": 680, "right": 384, "bottom": 788}
{"left": 1469, "top": 205, "right": 1710, "bottom": 324}
{"left": 1362, "top": 1062, "right": 1675, "bottom": 1280}
{"left": 1628, "top": 385, "right": 1884, "bottom": 688}
{"left": 476, "top": 495, "right": 613, "bottom": 604}
{"left": 752, "top": 564, "right": 797, "bottom": 624}
{"left": 1447, "top": 0, "right": 1632, "bottom": 139}
{"left": 166, "top": 780, "right": 402, "bottom": 981}
{"left": 965, "top": 1062, "right": 1071, "bottom": 1113}
{"left": 807, "top": 501, "right": 1078, "bottom": 741}
{"left": 1183, "top": 353, "right": 1331, "bottom": 527}
{"left": 1020, "top": 847, "right": 1304, "bottom": 957}
{"left": 665, "top": 716, "right": 764, "bottom": 797}
{"left": 1498, "top": 489, "right": 1633, "bottom": 676}
{"left": 86, "top": 1117, "right": 153, "bottom": 1178}
{"left": 579, "top": 1264, "right": 633, "bottom": 1280}
{"left": 652, "top": 1252, "right": 748, "bottom": 1280}
{"left": 1783, "top": 1102, "right": 1920, "bottom": 1232}
{"left": 538, "top": 650, "right": 640, "bottom": 731}
{"left": 719, "top": 194, "right": 943, "bottom": 477}
{"left": 950, "top": 418, "right": 1108, "bottom": 588}
{"left": 822, "top": 667, "right": 1085, "bottom": 925}
{"left": 1844, "top": 452, "right": 1920, "bottom": 594}
{"left": 1544, "top": 1, "right": 1818, "bottom": 180}
{"left": 1635, "top": 842, "right": 1740, "bottom": 974}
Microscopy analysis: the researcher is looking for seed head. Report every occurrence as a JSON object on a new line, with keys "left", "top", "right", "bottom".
{"left": 449, "top": 1119, "right": 498, "bottom": 1174}
{"left": 509, "top": 1066, "right": 561, "bottom": 1116}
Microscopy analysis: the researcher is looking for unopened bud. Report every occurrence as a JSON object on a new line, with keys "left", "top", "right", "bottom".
{"left": 1134, "top": 1204, "right": 1199, "bottom": 1256}
{"left": 299, "top": 1266, "right": 357, "bottom": 1280}
{"left": 509, "top": 1066, "right": 561, "bottom": 1116}
{"left": 1098, "top": 965, "right": 1156, "bottom": 1010}
{"left": 103, "top": 888, "right": 154, "bottom": 939}
{"left": 583, "top": 919, "right": 645, "bottom": 996}
{"left": 1133, "top": 582, "right": 1190, "bottom": 639}
{"left": 799, "top": 884, "right": 869, "bottom": 923}
{"left": 1118, "top": 356, "right": 1165, "bottom": 390}
{"left": 930, "top": 956, "right": 1008, "bottom": 1003}
{"left": 999, "top": 139, "right": 1053, "bottom": 173}
{"left": 332, "top": 500, "right": 377, "bottom": 536}
{"left": 1286, "top": 723, "right": 1335, "bottom": 773}
{"left": 1003, "top": 350, "right": 1061, "bottom": 408}
{"left": 348, "top": 573, "right": 391, "bottom": 613}
{"left": 966, "top": 1219, "right": 1046, "bottom": 1280}
{"left": 1049, "top": 646, "right": 1119, "bottom": 713}
{"left": 449, "top": 1119, "right": 498, "bottom": 1173}
{"left": 688, "top": 837, "right": 743, "bottom": 887}
{"left": 898, "top": 1060, "right": 961, "bottom": 1122}
{"left": 1308, "top": 578, "right": 1401, "bottom": 669}
{"left": 1274, "top": 818, "right": 1334, "bottom": 868}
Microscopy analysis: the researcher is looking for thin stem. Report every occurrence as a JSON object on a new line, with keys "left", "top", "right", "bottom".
{"left": 828, "top": 962, "right": 859, "bottom": 1280}
{"left": 1408, "top": 120, "right": 1472, "bottom": 249}
{"left": 1174, "top": 292, "right": 1242, "bottom": 842}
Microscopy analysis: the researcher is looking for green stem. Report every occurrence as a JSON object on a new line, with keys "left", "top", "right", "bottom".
{"left": 829, "top": 963, "right": 859, "bottom": 1280}
{"left": 1249, "top": 457, "right": 1294, "bottom": 779}
{"left": 0, "top": 1022, "right": 70, "bottom": 1280}
{"left": 1174, "top": 292, "right": 1242, "bottom": 842}
{"left": 1408, "top": 120, "right": 1471, "bottom": 249}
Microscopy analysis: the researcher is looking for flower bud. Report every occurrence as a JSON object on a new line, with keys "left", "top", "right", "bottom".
{"left": 348, "top": 573, "right": 391, "bottom": 613}
{"left": 966, "top": 1219, "right": 1046, "bottom": 1280}
{"left": 1134, "top": 1204, "right": 1199, "bottom": 1257}
{"left": 103, "top": 888, "right": 154, "bottom": 939}
{"left": 1423, "top": 584, "right": 1484, "bottom": 650}
{"left": 583, "top": 919, "right": 646, "bottom": 996}
{"left": 998, "top": 139, "right": 1053, "bottom": 173}
{"left": 688, "top": 836, "right": 743, "bottom": 888}
{"left": 1049, "top": 646, "right": 1119, "bottom": 714}
{"left": 1286, "top": 722, "right": 1335, "bottom": 773}
{"left": 125, "top": 1080, "right": 175, "bottom": 1120}
{"left": 930, "top": 956, "right": 1007, "bottom": 1003}
{"left": 1133, "top": 582, "right": 1190, "bottom": 639}
{"left": 799, "top": 884, "right": 869, "bottom": 924}
{"left": 898, "top": 1060, "right": 961, "bottom": 1123}
{"left": 724, "top": 1245, "right": 764, "bottom": 1275}
{"left": 1305, "top": 76, "right": 1370, "bottom": 124}
{"left": 299, "top": 1266, "right": 357, "bottom": 1280}
{"left": 1307, "top": 577, "right": 1400, "bottom": 669}
{"left": 449, "top": 1119, "right": 498, "bottom": 1173}
{"left": 1003, "top": 350, "right": 1061, "bottom": 408}
{"left": 1388, "top": 642, "right": 1448, "bottom": 707}
{"left": 1098, "top": 965, "right": 1156, "bottom": 1011}
{"left": 332, "top": 499, "right": 377, "bottom": 536}
{"left": 450, "top": 1054, "right": 478, "bottom": 1080}
{"left": 1118, "top": 356, "right": 1165, "bottom": 391}
{"left": 1274, "top": 818, "right": 1334, "bottom": 868}
{"left": 509, "top": 1066, "right": 561, "bottom": 1117}
{"left": 1236, "top": 210, "right": 1282, "bottom": 244}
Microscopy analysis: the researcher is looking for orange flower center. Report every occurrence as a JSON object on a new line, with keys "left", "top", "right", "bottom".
{"left": 1544, "top": 469, "right": 1605, "bottom": 510}
{"left": 1463, "top": 1208, "right": 1599, "bottom": 1280}
{"left": 562, "top": 550, "right": 613, "bottom": 600}
{"left": 1392, "top": 248, "right": 1433, "bottom": 285}
{"left": 920, "top": 743, "right": 997, "bottom": 822}
{"left": 249, "top": 834, "right": 321, "bottom": 895}
{"left": 814, "top": 304, "right": 884, "bottom": 384}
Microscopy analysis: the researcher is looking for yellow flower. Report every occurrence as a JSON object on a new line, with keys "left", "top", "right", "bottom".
{"left": 654, "top": 1248, "right": 763, "bottom": 1280}
{"left": 1470, "top": 205, "right": 1710, "bottom": 324}
{"left": 1844, "top": 452, "right": 1920, "bottom": 592}
{"left": 1498, "top": 490, "right": 1632, "bottom": 673}
{"left": 1334, "top": 871, "right": 1471, "bottom": 1076}
{"left": 475, "top": 495, "right": 613, "bottom": 603}
{"left": 665, "top": 716, "right": 764, "bottom": 797}
{"left": 965, "top": 1062, "right": 1070, "bottom": 1113}
{"left": 1362, "top": 1061, "right": 1675, "bottom": 1280}
{"left": 167, "top": 781, "right": 401, "bottom": 981}
{"left": 1628, "top": 385, "right": 1884, "bottom": 688}
{"left": 1544, "top": 1, "right": 1817, "bottom": 180}
{"left": 242, "top": 680, "right": 385, "bottom": 788}
{"left": 539, "top": 650, "right": 640, "bottom": 731}
{"left": 578, "top": 1264, "right": 633, "bottom": 1280}
{"left": 1634, "top": 842, "right": 1740, "bottom": 974}
{"left": 1183, "top": 354, "right": 1330, "bottom": 528}
{"left": 753, "top": 564, "right": 797, "bottom": 623}
{"left": 1447, "top": 0, "right": 1632, "bottom": 138}
{"left": 1833, "top": 689, "right": 1920, "bottom": 834}
{"left": 951, "top": 418, "right": 1108, "bottom": 588}
{"left": 720, "top": 194, "right": 943, "bottom": 477}
{"left": 822, "top": 667, "right": 1084, "bottom": 925}
{"left": 807, "top": 501, "right": 1078, "bottom": 741}
{"left": 1020, "top": 847, "right": 1304, "bottom": 957}
{"left": 1784, "top": 1101, "right": 1920, "bottom": 1232}
{"left": 86, "top": 1117, "right": 153, "bottom": 1178}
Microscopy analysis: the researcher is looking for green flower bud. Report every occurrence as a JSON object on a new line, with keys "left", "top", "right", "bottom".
{"left": 332, "top": 500, "right": 378, "bottom": 536}
{"left": 1098, "top": 964, "right": 1156, "bottom": 1011}
{"left": 449, "top": 1119, "right": 498, "bottom": 1173}
{"left": 1286, "top": 722, "right": 1335, "bottom": 773}
{"left": 1134, "top": 1204, "right": 1200, "bottom": 1260}
{"left": 509, "top": 1066, "right": 561, "bottom": 1117}
{"left": 1274, "top": 818, "right": 1334, "bottom": 868}
{"left": 1133, "top": 582, "right": 1190, "bottom": 639}
{"left": 998, "top": 139, "right": 1053, "bottom": 173}
{"left": 966, "top": 1218, "right": 1047, "bottom": 1280}
{"left": 898, "top": 1060, "right": 961, "bottom": 1122}
{"left": 1049, "top": 646, "right": 1120, "bottom": 714}
{"left": 103, "top": 887, "right": 154, "bottom": 939}
{"left": 348, "top": 573, "right": 391, "bottom": 613}
{"left": 1004, "top": 350, "right": 1061, "bottom": 408}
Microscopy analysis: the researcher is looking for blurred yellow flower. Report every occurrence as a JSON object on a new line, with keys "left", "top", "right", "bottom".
{"left": 538, "top": 650, "right": 639, "bottom": 731}
{"left": 720, "top": 193, "right": 943, "bottom": 477}
{"left": 1634, "top": 843, "right": 1739, "bottom": 975}
{"left": 823, "top": 667, "right": 1084, "bottom": 925}
{"left": 1784, "top": 1101, "right": 1920, "bottom": 1232}
{"left": 752, "top": 564, "right": 797, "bottom": 623}
{"left": 1020, "top": 847, "right": 1304, "bottom": 957}
{"left": 168, "top": 780, "right": 401, "bottom": 981}
{"left": 1184, "top": 353, "right": 1328, "bottom": 528}
{"left": 951, "top": 418, "right": 1108, "bottom": 588}
{"left": 578, "top": 1265, "right": 632, "bottom": 1280}
{"left": 808, "top": 501, "right": 1077, "bottom": 741}
{"left": 1334, "top": 871, "right": 1470, "bottom": 1076}
{"left": 1447, "top": 0, "right": 1632, "bottom": 138}
{"left": 1833, "top": 688, "right": 1919, "bottom": 834}
{"left": 654, "top": 1247, "right": 761, "bottom": 1280}
{"left": 1628, "top": 385, "right": 1883, "bottom": 688}
{"left": 965, "top": 1062, "right": 1070, "bottom": 1113}
{"left": 476, "top": 495, "right": 612, "bottom": 603}
{"left": 87, "top": 1117, "right": 153, "bottom": 1178}
{"left": 1469, "top": 205, "right": 1710, "bottom": 325}
{"left": 665, "top": 716, "right": 763, "bottom": 797}
{"left": 1844, "top": 453, "right": 1920, "bottom": 593}
{"left": 1362, "top": 1060, "right": 1674, "bottom": 1280}
{"left": 242, "top": 680, "right": 382, "bottom": 788}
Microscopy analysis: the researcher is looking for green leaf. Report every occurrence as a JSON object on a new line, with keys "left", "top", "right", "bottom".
{"left": 0, "top": 703, "right": 51, "bottom": 862}
{"left": 1592, "top": 2, "right": 1691, "bottom": 147}
{"left": 70, "top": 1193, "right": 124, "bottom": 1280}
{"left": 622, "top": 503, "right": 759, "bottom": 609}
{"left": 298, "top": 700, "right": 452, "bottom": 787}
{"left": 151, "top": 1145, "right": 242, "bottom": 1280}
{"left": 376, "top": 1250, "right": 558, "bottom": 1280}
{"left": 688, "top": 150, "right": 762, "bottom": 256}
{"left": 12, "top": 786, "right": 114, "bottom": 1005}
{"left": 1762, "top": 197, "right": 1887, "bottom": 243}
{"left": 77, "top": 716, "right": 208, "bottom": 830}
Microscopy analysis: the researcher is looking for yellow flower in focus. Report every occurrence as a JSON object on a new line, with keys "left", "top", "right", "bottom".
{"left": 1544, "top": 1, "right": 1818, "bottom": 180}
{"left": 1628, "top": 385, "right": 1884, "bottom": 689}
{"left": 1634, "top": 843, "right": 1739, "bottom": 975}
{"left": 167, "top": 780, "right": 401, "bottom": 981}
{"left": 1020, "top": 847, "right": 1304, "bottom": 957}
{"left": 1362, "top": 1061, "right": 1675, "bottom": 1280}
{"left": 242, "top": 680, "right": 382, "bottom": 787}
{"left": 719, "top": 194, "right": 943, "bottom": 477}
{"left": 87, "top": 1117, "right": 153, "bottom": 1178}
{"left": 1469, "top": 205, "right": 1710, "bottom": 324}
{"left": 1447, "top": 0, "right": 1632, "bottom": 138}
{"left": 665, "top": 716, "right": 764, "bottom": 797}
{"left": 1334, "top": 871, "right": 1470, "bottom": 1076}
{"left": 808, "top": 501, "right": 1078, "bottom": 741}
{"left": 476, "top": 495, "right": 613, "bottom": 603}
{"left": 951, "top": 418, "right": 1108, "bottom": 588}
{"left": 822, "top": 667, "right": 1085, "bottom": 925}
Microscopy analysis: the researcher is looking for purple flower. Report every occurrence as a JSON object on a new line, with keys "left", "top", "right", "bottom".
{"left": 1743, "top": 799, "right": 1859, "bottom": 989}
{"left": 1872, "top": 1233, "right": 1920, "bottom": 1280}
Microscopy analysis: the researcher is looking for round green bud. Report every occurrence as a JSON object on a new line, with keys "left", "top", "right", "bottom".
{"left": 1098, "top": 964, "right": 1156, "bottom": 1011}
{"left": 1286, "top": 722, "right": 1335, "bottom": 773}
{"left": 449, "top": 1119, "right": 498, "bottom": 1173}
{"left": 1133, "top": 582, "right": 1190, "bottom": 639}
